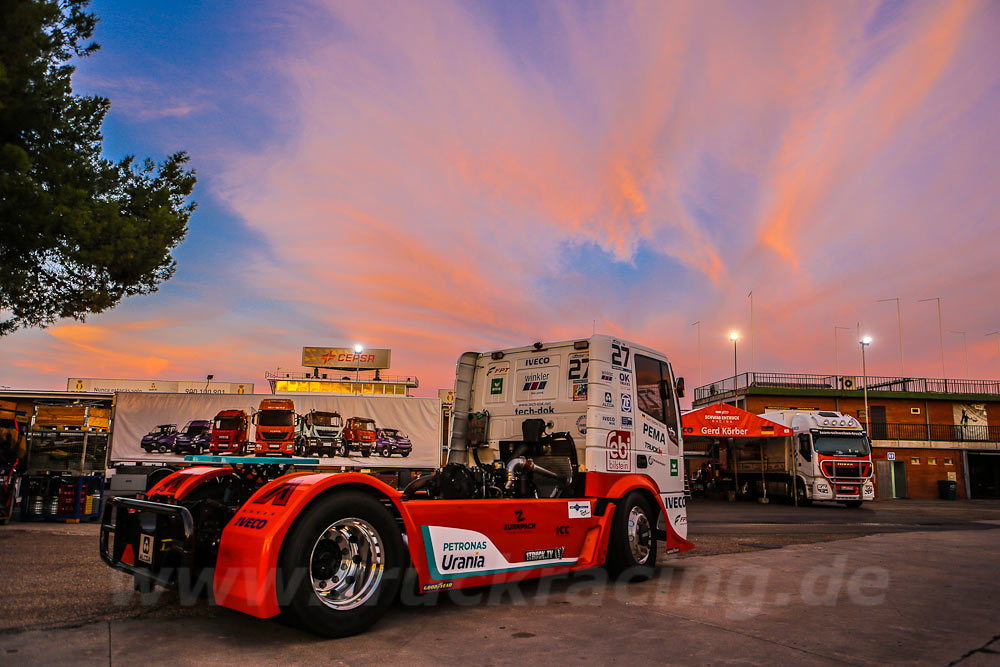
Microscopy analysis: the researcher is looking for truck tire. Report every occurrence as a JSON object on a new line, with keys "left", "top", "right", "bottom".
{"left": 361, "top": 448, "right": 372, "bottom": 458}
{"left": 278, "top": 492, "right": 405, "bottom": 638}
{"left": 795, "top": 479, "right": 812, "bottom": 507}
{"left": 336, "top": 442, "right": 347, "bottom": 457}
{"left": 157, "top": 444, "right": 168, "bottom": 454}
{"left": 379, "top": 447, "right": 391, "bottom": 457}
{"left": 400, "top": 451, "right": 410, "bottom": 458}
{"left": 604, "top": 491, "right": 657, "bottom": 581}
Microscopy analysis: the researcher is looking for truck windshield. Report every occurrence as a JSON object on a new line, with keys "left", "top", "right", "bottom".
{"left": 355, "top": 420, "right": 375, "bottom": 429}
{"left": 185, "top": 424, "right": 209, "bottom": 436}
{"left": 382, "top": 429, "right": 403, "bottom": 437}
{"left": 258, "top": 411, "right": 293, "bottom": 427}
{"left": 215, "top": 417, "right": 242, "bottom": 430}
{"left": 313, "top": 413, "right": 342, "bottom": 427}
{"left": 813, "top": 435, "right": 870, "bottom": 456}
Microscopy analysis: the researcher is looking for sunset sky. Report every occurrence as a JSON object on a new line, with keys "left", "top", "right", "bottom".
{"left": 2, "top": 0, "right": 999, "bottom": 398}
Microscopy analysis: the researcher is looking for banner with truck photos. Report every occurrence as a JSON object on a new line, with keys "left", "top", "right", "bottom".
{"left": 110, "top": 392, "right": 440, "bottom": 468}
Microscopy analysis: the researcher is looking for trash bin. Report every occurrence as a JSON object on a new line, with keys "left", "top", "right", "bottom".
{"left": 937, "top": 480, "right": 957, "bottom": 500}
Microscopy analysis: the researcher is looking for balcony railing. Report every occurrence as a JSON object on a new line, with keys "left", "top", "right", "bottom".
{"left": 693, "top": 372, "right": 1000, "bottom": 403}
{"left": 871, "top": 422, "right": 1000, "bottom": 443}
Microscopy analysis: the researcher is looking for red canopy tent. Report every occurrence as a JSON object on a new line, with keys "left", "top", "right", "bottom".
{"left": 682, "top": 404, "right": 793, "bottom": 438}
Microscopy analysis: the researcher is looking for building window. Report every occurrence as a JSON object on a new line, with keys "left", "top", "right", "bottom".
{"left": 910, "top": 407, "right": 921, "bottom": 415}
{"left": 911, "top": 457, "right": 921, "bottom": 465}
{"left": 944, "top": 457, "right": 954, "bottom": 465}
{"left": 927, "top": 457, "right": 937, "bottom": 465}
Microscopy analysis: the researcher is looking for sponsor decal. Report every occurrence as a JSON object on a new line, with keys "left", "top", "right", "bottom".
{"left": 425, "top": 526, "right": 573, "bottom": 580}
{"left": 643, "top": 441, "right": 662, "bottom": 454}
{"left": 664, "top": 495, "right": 686, "bottom": 509}
{"left": 525, "top": 547, "right": 565, "bottom": 561}
{"left": 670, "top": 459, "right": 679, "bottom": 476}
{"left": 490, "top": 377, "right": 504, "bottom": 395}
{"left": 666, "top": 547, "right": 679, "bottom": 555}
{"left": 600, "top": 370, "right": 614, "bottom": 383}
{"left": 524, "top": 357, "right": 550, "bottom": 367}
{"left": 442, "top": 552, "right": 486, "bottom": 571}
{"left": 234, "top": 516, "right": 269, "bottom": 529}
{"left": 674, "top": 515, "right": 687, "bottom": 525}
{"left": 576, "top": 415, "right": 587, "bottom": 435}
{"left": 556, "top": 525, "right": 569, "bottom": 536}
{"left": 603, "top": 391, "right": 614, "bottom": 408}
{"left": 606, "top": 430, "right": 632, "bottom": 472}
{"left": 621, "top": 393, "right": 632, "bottom": 413}
{"left": 252, "top": 478, "right": 304, "bottom": 506}
{"left": 621, "top": 416, "right": 633, "bottom": 428}
{"left": 611, "top": 342, "right": 631, "bottom": 370}
{"left": 422, "top": 582, "right": 454, "bottom": 592}
{"left": 619, "top": 372, "right": 632, "bottom": 387}
{"left": 504, "top": 509, "right": 536, "bottom": 531}
{"left": 642, "top": 422, "right": 667, "bottom": 444}
{"left": 522, "top": 371, "right": 550, "bottom": 391}
{"left": 572, "top": 382, "right": 588, "bottom": 401}
{"left": 568, "top": 501, "right": 591, "bottom": 518}
{"left": 487, "top": 364, "right": 510, "bottom": 376}
{"left": 601, "top": 413, "right": 617, "bottom": 427}
{"left": 515, "top": 405, "right": 554, "bottom": 415}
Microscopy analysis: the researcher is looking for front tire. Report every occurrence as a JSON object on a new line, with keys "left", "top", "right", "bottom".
{"left": 278, "top": 492, "right": 404, "bottom": 638}
{"left": 379, "top": 447, "right": 391, "bottom": 457}
{"left": 604, "top": 492, "right": 657, "bottom": 581}
{"left": 361, "top": 447, "right": 372, "bottom": 458}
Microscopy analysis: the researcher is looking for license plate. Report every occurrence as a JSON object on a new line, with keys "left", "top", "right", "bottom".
{"left": 138, "top": 533, "right": 154, "bottom": 564}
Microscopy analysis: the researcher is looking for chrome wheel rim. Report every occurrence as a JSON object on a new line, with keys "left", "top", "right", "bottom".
{"left": 627, "top": 505, "right": 652, "bottom": 565}
{"left": 308, "top": 518, "right": 384, "bottom": 610}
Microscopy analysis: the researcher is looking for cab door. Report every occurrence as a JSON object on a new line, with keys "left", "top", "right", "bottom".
{"left": 633, "top": 353, "right": 683, "bottom": 495}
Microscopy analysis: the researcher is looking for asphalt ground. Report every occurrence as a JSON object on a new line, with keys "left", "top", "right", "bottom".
{"left": 1, "top": 498, "right": 999, "bottom": 664}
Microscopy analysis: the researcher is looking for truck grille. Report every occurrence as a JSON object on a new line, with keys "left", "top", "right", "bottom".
{"left": 821, "top": 461, "right": 872, "bottom": 479}
{"left": 261, "top": 431, "right": 287, "bottom": 440}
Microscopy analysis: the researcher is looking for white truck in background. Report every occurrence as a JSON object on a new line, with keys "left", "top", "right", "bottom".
{"left": 745, "top": 410, "right": 875, "bottom": 507}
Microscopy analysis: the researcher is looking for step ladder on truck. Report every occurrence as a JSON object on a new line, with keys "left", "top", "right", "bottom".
{"left": 98, "top": 335, "right": 694, "bottom": 637}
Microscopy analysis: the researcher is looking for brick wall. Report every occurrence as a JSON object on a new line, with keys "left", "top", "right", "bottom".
{"left": 871, "top": 447, "right": 965, "bottom": 499}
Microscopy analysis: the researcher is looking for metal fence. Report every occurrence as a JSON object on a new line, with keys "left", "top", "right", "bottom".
{"left": 694, "top": 372, "right": 1000, "bottom": 403}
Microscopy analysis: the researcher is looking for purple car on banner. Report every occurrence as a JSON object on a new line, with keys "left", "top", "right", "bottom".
{"left": 140, "top": 424, "right": 179, "bottom": 454}
{"left": 375, "top": 428, "right": 412, "bottom": 457}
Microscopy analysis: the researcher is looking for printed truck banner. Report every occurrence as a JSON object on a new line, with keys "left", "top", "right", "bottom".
{"left": 111, "top": 392, "right": 440, "bottom": 468}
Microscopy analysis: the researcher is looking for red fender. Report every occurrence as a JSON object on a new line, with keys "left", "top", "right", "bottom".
{"left": 146, "top": 466, "right": 235, "bottom": 501}
{"left": 212, "top": 472, "right": 402, "bottom": 618}
{"left": 585, "top": 472, "right": 695, "bottom": 554}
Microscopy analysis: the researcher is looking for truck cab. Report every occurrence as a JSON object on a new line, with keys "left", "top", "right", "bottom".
{"left": 343, "top": 417, "right": 376, "bottom": 457}
{"left": 296, "top": 410, "right": 345, "bottom": 457}
{"left": 210, "top": 410, "right": 250, "bottom": 455}
{"left": 452, "top": 334, "right": 689, "bottom": 538}
{"left": 761, "top": 410, "right": 875, "bottom": 507}
{"left": 252, "top": 399, "right": 297, "bottom": 457}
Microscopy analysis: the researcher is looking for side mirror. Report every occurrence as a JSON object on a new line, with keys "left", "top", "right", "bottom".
{"left": 675, "top": 377, "right": 686, "bottom": 398}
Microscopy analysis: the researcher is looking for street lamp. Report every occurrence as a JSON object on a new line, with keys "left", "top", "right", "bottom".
{"left": 860, "top": 337, "right": 872, "bottom": 435}
{"left": 729, "top": 332, "right": 739, "bottom": 407}
{"left": 354, "top": 343, "right": 364, "bottom": 391}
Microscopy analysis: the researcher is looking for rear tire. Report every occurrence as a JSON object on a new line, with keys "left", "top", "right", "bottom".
{"left": 604, "top": 492, "right": 657, "bottom": 581}
{"left": 278, "top": 492, "right": 404, "bottom": 638}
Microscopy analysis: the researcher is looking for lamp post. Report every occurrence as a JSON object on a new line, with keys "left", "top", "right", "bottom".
{"left": 692, "top": 321, "right": 702, "bottom": 386}
{"left": 919, "top": 297, "right": 946, "bottom": 378}
{"left": 877, "top": 297, "right": 905, "bottom": 377}
{"left": 949, "top": 330, "right": 969, "bottom": 379}
{"left": 834, "top": 326, "right": 851, "bottom": 378}
{"left": 860, "top": 337, "right": 872, "bottom": 434}
{"left": 729, "top": 331, "right": 739, "bottom": 408}
{"left": 354, "top": 343, "right": 364, "bottom": 393}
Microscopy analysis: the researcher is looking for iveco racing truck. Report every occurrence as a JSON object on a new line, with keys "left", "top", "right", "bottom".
{"left": 251, "top": 399, "right": 297, "bottom": 457}
{"left": 758, "top": 410, "right": 875, "bottom": 507}
{"left": 99, "top": 335, "right": 693, "bottom": 638}
{"left": 295, "top": 410, "right": 345, "bottom": 457}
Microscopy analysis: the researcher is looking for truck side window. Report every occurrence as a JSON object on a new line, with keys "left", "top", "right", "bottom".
{"left": 635, "top": 354, "right": 665, "bottom": 423}
{"left": 798, "top": 433, "right": 812, "bottom": 462}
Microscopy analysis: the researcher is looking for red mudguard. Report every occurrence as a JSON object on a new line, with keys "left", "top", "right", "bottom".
{"left": 146, "top": 466, "right": 236, "bottom": 501}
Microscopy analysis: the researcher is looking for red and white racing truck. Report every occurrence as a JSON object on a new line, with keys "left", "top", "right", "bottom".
{"left": 99, "top": 335, "right": 693, "bottom": 637}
